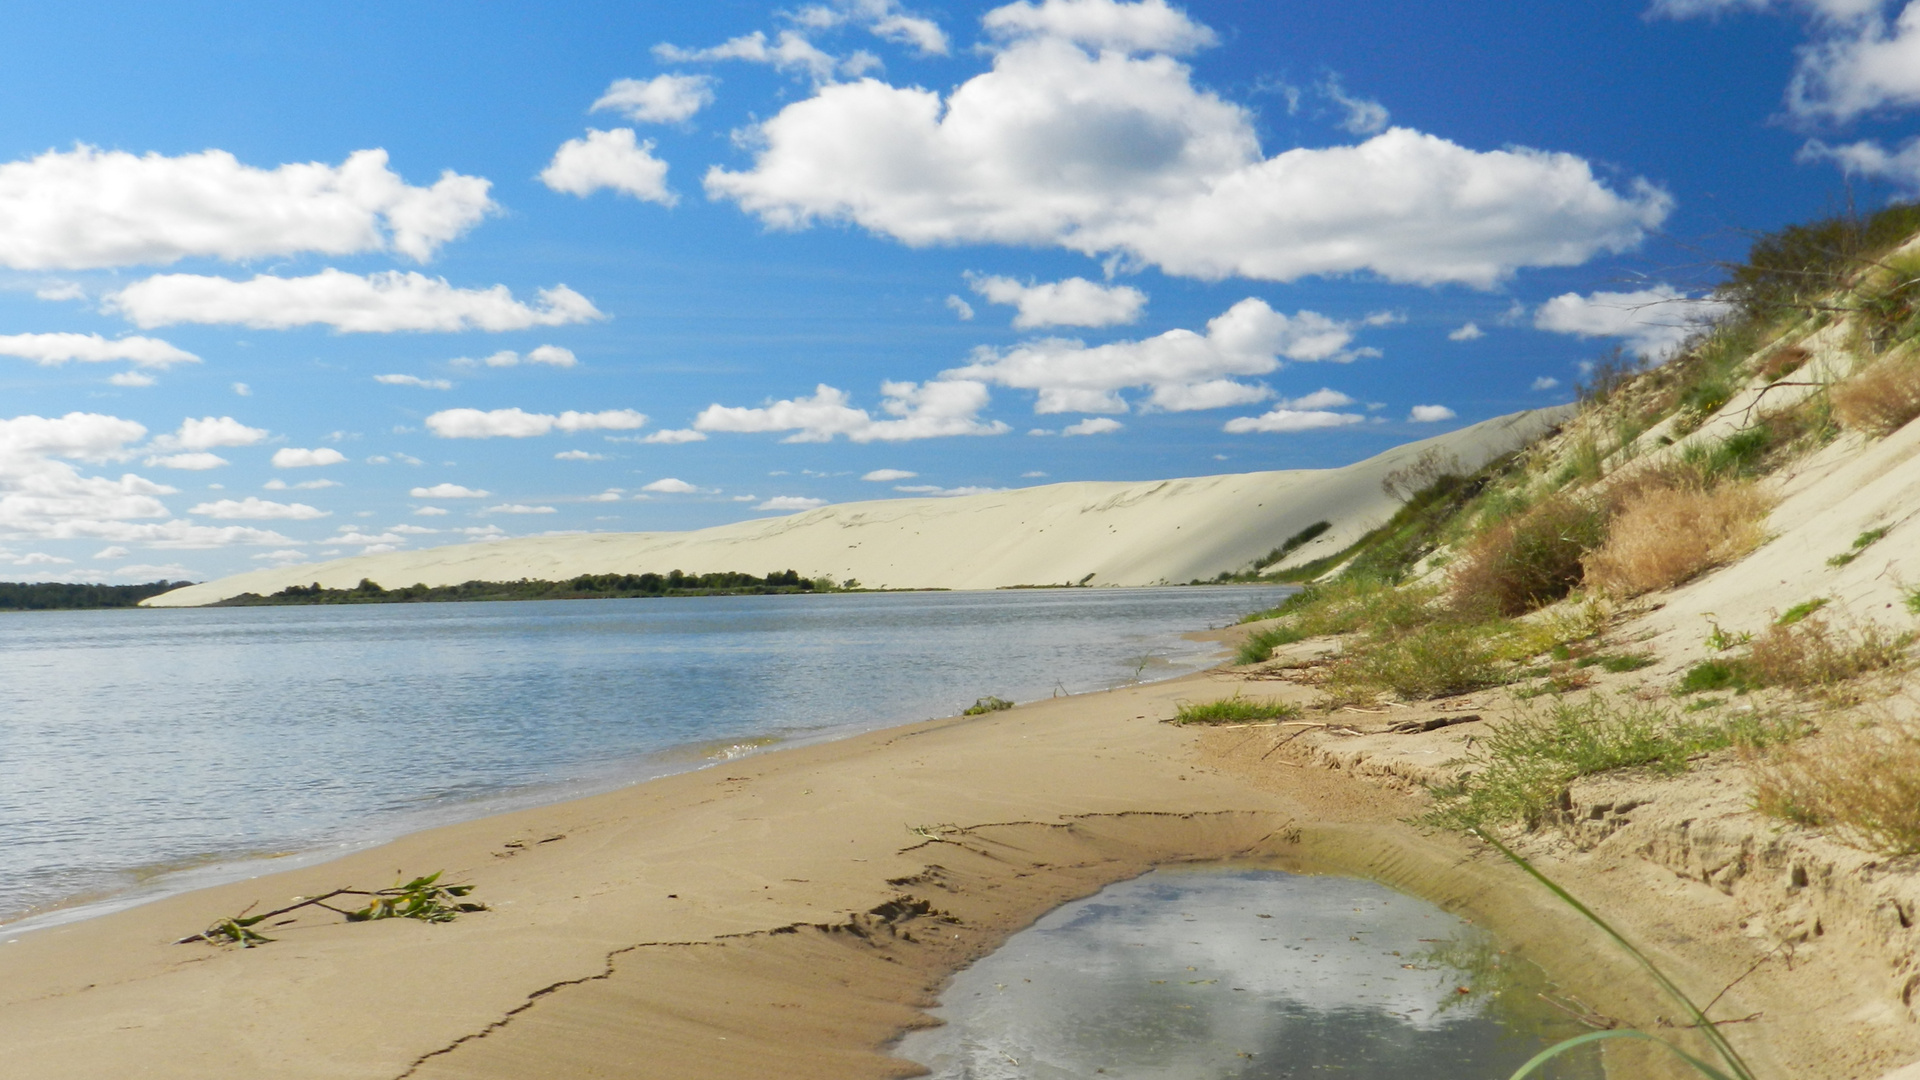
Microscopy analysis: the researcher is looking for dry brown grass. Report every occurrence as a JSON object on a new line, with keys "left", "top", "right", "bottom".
{"left": 1832, "top": 353, "right": 1920, "bottom": 436}
{"left": 1755, "top": 344, "right": 1809, "bottom": 383}
{"left": 1746, "top": 615, "right": 1911, "bottom": 690}
{"left": 1752, "top": 718, "right": 1920, "bottom": 855}
{"left": 1582, "top": 482, "right": 1772, "bottom": 597}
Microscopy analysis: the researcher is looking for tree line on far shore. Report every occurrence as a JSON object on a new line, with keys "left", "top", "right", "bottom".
{"left": 0, "top": 581, "right": 193, "bottom": 611}
{"left": 215, "top": 569, "right": 845, "bottom": 606}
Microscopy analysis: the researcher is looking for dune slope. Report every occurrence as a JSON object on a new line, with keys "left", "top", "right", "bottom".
{"left": 147, "top": 407, "right": 1569, "bottom": 607}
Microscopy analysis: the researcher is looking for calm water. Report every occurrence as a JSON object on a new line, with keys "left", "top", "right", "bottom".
{"left": 0, "top": 586, "right": 1287, "bottom": 926}
{"left": 897, "top": 866, "right": 1603, "bottom": 1080}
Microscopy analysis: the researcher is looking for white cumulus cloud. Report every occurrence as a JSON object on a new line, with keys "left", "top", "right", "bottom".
{"left": 947, "top": 298, "right": 1377, "bottom": 414}
{"left": 1448, "top": 322, "right": 1484, "bottom": 341}
{"left": 411, "top": 483, "right": 490, "bottom": 499}
{"left": 1062, "top": 416, "right": 1123, "bottom": 435}
{"left": 144, "top": 452, "right": 229, "bottom": 470}
{"left": 862, "top": 468, "right": 918, "bottom": 480}
{"left": 0, "top": 145, "right": 494, "bottom": 269}
{"left": 641, "top": 477, "right": 699, "bottom": 493}
{"left": 1533, "top": 285, "right": 1729, "bottom": 360}
{"left": 1408, "top": 404, "right": 1457, "bottom": 422}
{"left": 695, "top": 380, "right": 1008, "bottom": 442}
{"left": 655, "top": 30, "right": 845, "bottom": 83}
{"left": 110, "top": 371, "right": 157, "bottom": 388}
{"left": 0, "top": 412, "right": 290, "bottom": 547}
{"left": 755, "top": 495, "right": 828, "bottom": 511}
{"left": 375, "top": 374, "right": 453, "bottom": 389}
{"left": 149, "top": 416, "right": 269, "bottom": 453}
{"left": 541, "top": 128, "right": 676, "bottom": 204}
{"left": 271, "top": 447, "right": 348, "bottom": 468}
{"left": 1800, "top": 135, "right": 1920, "bottom": 194}
{"left": 968, "top": 274, "right": 1147, "bottom": 328}
{"left": 1532, "top": 376, "right": 1561, "bottom": 391}
{"left": 107, "top": 269, "right": 603, "bottom": 333}
{"left": 555, "top": 449, "right": 606, "bottom": 460}
{"left": 641, "top": 428, "right": 708, "bottom": 443}
{"left": 425, "top": 407, "right": 647, "bottom": 438}
{"left": 189, "top": 497, "right": 330, "bottom": 520}
{"left": 592, "top": 74, "right": 718, "bottom": 123}
{"left": 704, "top": 4, "right": 1669, "bottom": 288}
{"left": 484, "top": 504, "right": 558, "bottom": 514}
{"left": 1223, "top": 389, "right": 1364, "bottom": 433}
{"left": 0, "top": 332, "right": 199, "bottom": 368}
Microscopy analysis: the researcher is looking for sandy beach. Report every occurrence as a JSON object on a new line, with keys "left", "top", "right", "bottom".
{"left": 0, "top": 645, "right": 1853, "bottom": 1080}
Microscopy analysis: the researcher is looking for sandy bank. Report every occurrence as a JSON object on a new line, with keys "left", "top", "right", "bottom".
{"left": 146, "top": 408, "right": 1569, "bottom": 607}
{"left": 0, "top": 654, "right": 1873, "bottom": 1080}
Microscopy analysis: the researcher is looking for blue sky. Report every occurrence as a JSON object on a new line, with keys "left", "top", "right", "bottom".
{"left": 3, "top": 0, "right": 1918, "bottom": 582}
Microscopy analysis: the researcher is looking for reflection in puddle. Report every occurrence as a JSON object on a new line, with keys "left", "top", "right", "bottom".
{"left": 898, "top": 866, "right": 1603, "bottom": 1079}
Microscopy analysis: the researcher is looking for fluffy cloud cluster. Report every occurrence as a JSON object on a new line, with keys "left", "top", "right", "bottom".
{"left": 655, "top": 0, "right": 946, "bottom": 83}
{"left": 451, "top": 345, "right": 577, "bottom": 368}
{"left": 541, "top": 129, "right": 675, "bottom": 204}
{"left": 1222, "top": 388, "right": 1365, "bottom": 433}
{"left": 188, "top": 497, "right": 329, "bottom": 521}
{"left": 375, "top": 374, "right": 453, "bottom": 389}
{"left": 1533, "top": 286, "right": 1730, "bottom": 360}
{"left": 0, "top": 412, "right": 289, "bottom": 547}
{"left": 107, "top": 270, "right": 603, "bottom": 333}
{"left": 592, "top": 74, "right": 716, "bottom": 123}
{"left": 0, "top": 145, "right": 492, "bottom": 269}
{"left": 948, "top": 298, "right": 1382, "bottom": 414}
{"left": 425, "top": 407, "right": 648, "bottom": 438}
{"left": 704, "top": 0, "right": 1668, "bottom": 287}
{"left": 967, "top": 274, "right": 1146, "bottom": 327}
{"left": 694, "top": 380, "right": 1008, "bottom": 442}
{"left": 0, "top": 332, "right": 198, "bottom": 369}
{"left": 1660, "top": 0, "right": 1920, "bottom": 186}
{"left": 152, "top": 415, "right": 269, "bottom": 452}
{"left": 272, "top": 447, "right": 347, "bottom": 468}
{"left": 411, "top": 483, "right": 490, "bottom": 498}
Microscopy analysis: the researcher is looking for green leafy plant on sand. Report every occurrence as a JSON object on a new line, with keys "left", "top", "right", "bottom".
{"left": 1826, "top": 528, "right": 1888, "bottom": 567}
{"left": 963, "top": 696, "right": 1014, "bottom": 715}
{"left": 1169, "top": 696, "right": 1301, "bottom": 725}
{"left": 178, "top": 872, "right": 484, "bottom": 947}
{"left": 1477, "top": 832, "right": 1760, "bottom": 1080}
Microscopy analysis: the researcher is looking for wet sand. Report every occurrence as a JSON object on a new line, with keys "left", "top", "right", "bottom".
{"left": 0, "top": 665, "right": 1827, "bottom": 1079}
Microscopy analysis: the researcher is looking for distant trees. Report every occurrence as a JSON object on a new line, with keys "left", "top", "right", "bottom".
{"left": 215, "top": 570, "right": 830, "bottom": 606}
{"left": 0, "top": 580, "right": 191, "bottom": 611}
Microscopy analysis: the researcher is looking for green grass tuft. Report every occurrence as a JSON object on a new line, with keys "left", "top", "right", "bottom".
{"left": 962, "top": 696, "right": 1014, "bottom": 715}
{"left": 1170, "top": 697, "right": 1302, "bottom": 725}
{"left": 1776, "top": 597, "right": 1830, "bottom": 625}
{"left": 1827, "top": 527, "right": 1888, "bottom": 567}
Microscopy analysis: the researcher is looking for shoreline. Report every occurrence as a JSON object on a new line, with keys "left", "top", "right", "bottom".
{"left": 0, "top": 654, "right": 1814, "bottom": 1080}
{"left": 0, "top": 606, "right": 1258, "bottom": 939}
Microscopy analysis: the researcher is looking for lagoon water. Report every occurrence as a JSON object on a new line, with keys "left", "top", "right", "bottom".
{"left": 0, "top": 585, "right": 1287, "bottom": 926}
{"left": 898, "top": 865, "right": 1603, "bottom": 1080}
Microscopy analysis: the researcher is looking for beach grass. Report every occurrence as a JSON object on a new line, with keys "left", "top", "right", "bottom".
{"left": 1170, "top": 696, "right": 1301, "bottom": 725}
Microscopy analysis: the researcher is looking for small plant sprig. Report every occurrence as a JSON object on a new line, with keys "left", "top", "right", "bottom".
{"left": 177, "top": 872, "right": 485, "bottom": 947}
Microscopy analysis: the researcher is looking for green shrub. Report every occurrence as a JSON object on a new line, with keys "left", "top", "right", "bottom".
{"left": 1677, "top": 659, "right": 1754, "bottom": 695}
{"left": 1449, "top": 496, "right": 1610, "bottom": 617}
{"left": 1170, "top": 696, "right": 1301, "bottom": 725}
{"left": 1324, "top": 622, "right": 1506, "bottom": 702}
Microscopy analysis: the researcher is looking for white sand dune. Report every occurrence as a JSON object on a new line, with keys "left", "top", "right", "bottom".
{"left": 146, "top": 407, "right": 1571, "bottom": 607}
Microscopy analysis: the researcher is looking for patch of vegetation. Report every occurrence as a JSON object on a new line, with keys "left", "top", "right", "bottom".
{"left": 1423, "top": 697, "right": 1803, "bottom": 831}
{"left": 0, "top": 580, "right": 193, "bottom": 611}
{"left": 1579, "top": 652, "right": 1656, "bottom": 673}
{"left": 216, "top": 569, "right": 833, "bottom": 605}
{"left": 1582, "top": 482, "right": 1771, "bottom": 597}
{"left": 1827, "top": 527, "right": 1888, "bottom": 567}
{"left": 1235, "top": 622, "right": 1308, "bottom": 664}
{"left": 1448, "top": 496, "right": 1609, "bottom": 618}
{"left": 1169, "top": 696, "right": 1301, "bottom": 725}
{"left": 1776, "top": 597, "right": 1830, "bottom": 625}
{"left": 1252, "top": 520, "right": 1332, "bottom": 572}
{"left": 1322, "top": 620, "right": 1507, "bottom": 703}
{"left": 1718, "top": 200, "right": 1920, "bottom": 322}
{"left": 1832, "top": 353, "right": 1920, "bottom": 436}
{"left": 1677, "top": 616, "right": 1910, "bottom": 696}
{"left": 962, "top": 696, "right": 1013, "bottom": 715}
{"left": 1752, "top": 719, "right": 1920, "bottom": 855}
{"left": 1674, "top": 426, "right": 1772, "bottom": 485}
{"left": 178, "top": 872, "right": 483, "bottom": 948}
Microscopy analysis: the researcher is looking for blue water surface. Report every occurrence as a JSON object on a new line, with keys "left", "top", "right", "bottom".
{"left": 0, "top": 586, "right": 1287, "bottom": 925}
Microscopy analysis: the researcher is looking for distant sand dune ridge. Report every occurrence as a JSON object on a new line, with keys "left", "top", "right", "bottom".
{"left": 146, "top": 407, "right": 1571, "bottom": 607}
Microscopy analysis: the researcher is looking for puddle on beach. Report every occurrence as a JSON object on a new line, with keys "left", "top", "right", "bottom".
{"left": 897, "top": 865, "right": 1603, "bottom": 1080}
